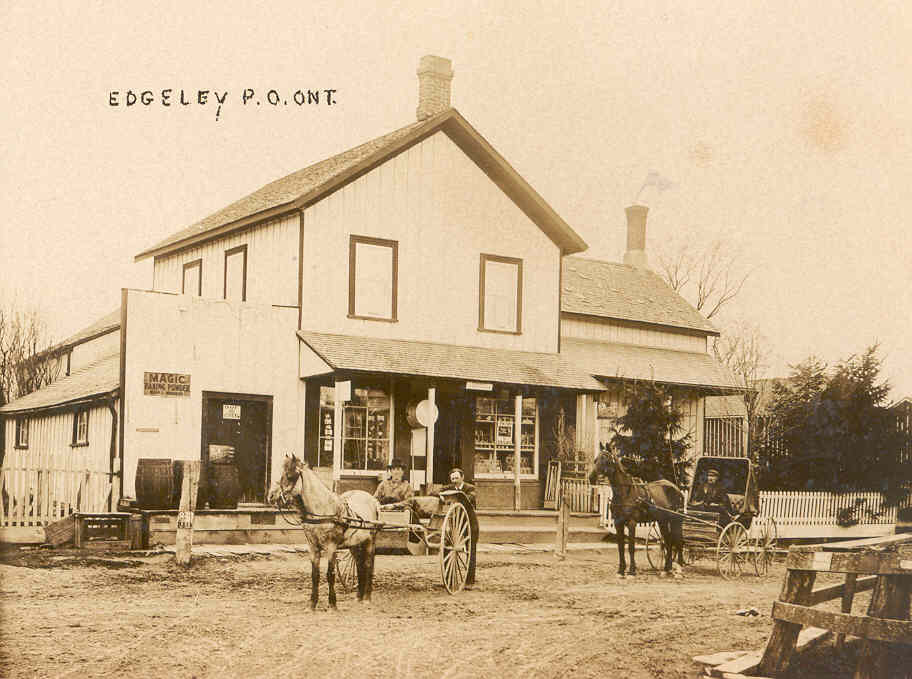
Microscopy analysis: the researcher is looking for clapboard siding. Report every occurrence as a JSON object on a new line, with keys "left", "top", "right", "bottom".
{"left": 152, "top": 213, "right": 299, "bottom": 307}
{"left": 1, "top": 402, "right": 117, "bottom": 527}
{"left": 300, "top": 131, "right": 561, "bottom": 353}
{"left": 561, "top": 316, "right": 706, "bottom": 352}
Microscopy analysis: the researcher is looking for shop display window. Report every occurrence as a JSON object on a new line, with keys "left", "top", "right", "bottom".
{"left": 473, "top": 395, "right": 537, "bottom": 478}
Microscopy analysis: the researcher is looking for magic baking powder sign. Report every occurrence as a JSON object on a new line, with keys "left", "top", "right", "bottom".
{"left": 143, "top": 372, "right": 191, "bottom": 397}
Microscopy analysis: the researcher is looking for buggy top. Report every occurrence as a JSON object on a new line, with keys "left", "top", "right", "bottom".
{"left": 687, "top": 456, "right": 759, "bottom": 516}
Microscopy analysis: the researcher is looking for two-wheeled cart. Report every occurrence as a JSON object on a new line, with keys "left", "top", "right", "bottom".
{"left": 644, "top": 456, "right": 777, "bottom": 579}
{"left": 333, "top": 489, "right": 478, "bottom": 594}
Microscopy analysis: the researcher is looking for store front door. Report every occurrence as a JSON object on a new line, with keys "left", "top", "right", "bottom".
{"left": 432, "top": 388, "right": 471, "bottom": 485}
{"left": 201, "top": 392, "right": 273, "bottom": 504}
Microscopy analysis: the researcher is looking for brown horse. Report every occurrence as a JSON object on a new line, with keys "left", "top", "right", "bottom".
{"left": 268, "top": 454, "right": 380, "bottom": 609}
{"left": 589, "top": 450, "right": 685, "bottom": 577}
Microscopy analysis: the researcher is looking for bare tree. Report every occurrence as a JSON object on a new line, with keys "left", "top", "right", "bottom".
{"left": 0, "top": 303, "right": 62, "bottom": 407}
{"left": 655, "top": 237, "right": 751, "bottom": 320}
{"left": 712, "top": 320, "right": 770, "bottom": 455}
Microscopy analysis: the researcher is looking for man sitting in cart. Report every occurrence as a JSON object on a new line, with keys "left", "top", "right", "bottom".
{"left": 689, "top": 466, "right": 734, "bottom": 527}
{"left": 374, "top": 458, "right": 414, "bottom": 505}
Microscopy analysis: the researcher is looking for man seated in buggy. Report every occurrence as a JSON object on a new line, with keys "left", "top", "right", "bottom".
{"left": 688, "top": 466, "right": 735, "bottom": 527}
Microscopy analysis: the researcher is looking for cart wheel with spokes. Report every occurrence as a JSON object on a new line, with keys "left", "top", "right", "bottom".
{"left": 334, "top": 548, "right": 357, "bottom": 591}
{"left": 717, "top": 522, "right": 750, "bottom": 580}
{"left": 752, "top": 517, "right": 778, "bottom": 576}
{"left": 645, "top": 522, "right": 666, "bottom": 571}
{"left": 440, "top": 501, "right": 472, "bottom": 594}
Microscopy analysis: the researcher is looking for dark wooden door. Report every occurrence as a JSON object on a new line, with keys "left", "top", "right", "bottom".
{"left": 433, "top": 390, "right": 466, "bottom": 485}
{"left": 203, "top": 396, "right": 271, "bottom": 503}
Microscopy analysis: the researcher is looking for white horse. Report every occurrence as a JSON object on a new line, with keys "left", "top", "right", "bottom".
{"left": 269, "top": 454, "right": 380, "bottom": 609}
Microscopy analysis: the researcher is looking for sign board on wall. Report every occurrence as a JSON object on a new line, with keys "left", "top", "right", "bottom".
{"left": 143, "top": 372, "right": 191, "bottom": 397}
{"left": 466, "top": 381, "right": 493, "bottom": 392}
{"left": 222, "top": 404, "right": 241, "bottom": 420}
{"left": 336, "top": 380, "right": 351, "bottom": 403}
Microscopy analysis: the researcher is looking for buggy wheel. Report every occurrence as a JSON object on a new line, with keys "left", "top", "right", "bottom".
{"left": 753, "top": 517, "right": 777, "bottom": 576}
{"left": 440, "top": 501, "right": 471, "bottom": 594}
{"left": 645, "top": 522, "right": 666, "bottom": 571}
{"left": 334, "top": 549, "right": 356, "bottom": 591}
{"left": 717, "top": 522, "right": 749, "bottom": 580}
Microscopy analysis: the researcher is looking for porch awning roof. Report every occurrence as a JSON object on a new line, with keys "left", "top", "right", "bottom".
{"left": 297, "top": 331, "right": 604, "bottom": 391}
{"left": 560, "top": 338, "right": 743, "bottom": 392}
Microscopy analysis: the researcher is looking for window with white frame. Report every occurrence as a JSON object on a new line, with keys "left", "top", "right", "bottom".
{"left": 479, "top": 254, "right": 522, "bottom": 333}
{"left": 72, "top": 409, "right": 89, "bottom": 446}
{"left": 15, "top": 417, "right": 29, "bottom": 448}
{"left": 473, "top": 395, "right": 538, "bottom": 478}
{"left": 341, "top": 385, "right": 391, "bottom": 473}
{"left": 349, "top": 236, "right": 397, "bottom": 321}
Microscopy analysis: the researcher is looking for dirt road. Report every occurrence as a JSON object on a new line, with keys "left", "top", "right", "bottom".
{"left": 0, "top": 547, "right": 888, "bottom": 678}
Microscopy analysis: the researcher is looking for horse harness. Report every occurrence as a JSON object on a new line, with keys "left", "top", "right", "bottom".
{"left": 276, "top": 469, "right": 382, "bottom": 533}
{"left": 610, "top": 476, "right": 656, "bottom": 519}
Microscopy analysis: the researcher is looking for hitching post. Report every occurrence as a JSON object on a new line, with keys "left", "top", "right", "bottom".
{"left": 175, "top": 460, "right": 201, "bottom": 567}
{"left": 555, "top": 487, "right": 569, "bottom": 559}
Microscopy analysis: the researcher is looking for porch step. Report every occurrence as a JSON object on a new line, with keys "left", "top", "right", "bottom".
{"left": 479, "top": 523, "right": 610, "bottom": 545}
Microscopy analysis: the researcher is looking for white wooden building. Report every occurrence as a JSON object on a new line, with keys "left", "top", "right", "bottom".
{"left": 1, "top": 55, "right": 744, "bottom": 538}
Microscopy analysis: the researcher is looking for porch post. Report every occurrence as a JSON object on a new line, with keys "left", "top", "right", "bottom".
{"left": 332, "top": 381, "right": 343, "bottom": 481}
{"left": 514, "top": 393, "right": 522, "bottom": 510}
{"left": 426, "top": 386, "right": 436, "bottom": 484}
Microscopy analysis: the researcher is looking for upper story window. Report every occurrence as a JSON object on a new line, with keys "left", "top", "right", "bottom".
{"left": 72, "top": 408, "right": 89, "bottom": 446}
{"left": 224, "top": 245, "right": 247, "bottom": 301}
{"left": 348, "top": 236, "right": 398, "bottom": 321}
{"left": 479, "top": 254, "right": 523, "bottom": 334}
{"left": 15, "top": 417, "right": 29, "bottom": 449}
{"left": 182, "top": 259, "right": 202, "bottom": 296}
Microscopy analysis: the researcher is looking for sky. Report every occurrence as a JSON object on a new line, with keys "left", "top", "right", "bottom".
{"left": 2, "top": 0, "right": 910, "bottom": 401}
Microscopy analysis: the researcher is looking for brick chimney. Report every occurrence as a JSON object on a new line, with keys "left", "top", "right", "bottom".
{"left": 623, "top": 205, "right": 649, "bottom": 269}
{"left": 416, "top": 55, "right": 453, "bottom": 120}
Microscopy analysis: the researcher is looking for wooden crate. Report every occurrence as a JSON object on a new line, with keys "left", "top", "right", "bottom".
{"left": 74, "top": 513, "right": 131, "bottom": 548}
{"left": 44, "top": 515, "right": 77, "bottom": 547}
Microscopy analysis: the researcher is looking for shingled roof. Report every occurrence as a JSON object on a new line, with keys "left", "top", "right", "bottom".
{"left": 298, "top": 331, "right": 604, "bottom": 391}
{"left": 0, "top": 352, "right": 119, "bottom": 414}
{"left": 561, "top": 338, "right": 741, "bottom": 392}
{"left": 561, "top": 257, "right": 718, "bottom": 335}
{"left": 136, "top": 108, "right": 587, "bottom": 261}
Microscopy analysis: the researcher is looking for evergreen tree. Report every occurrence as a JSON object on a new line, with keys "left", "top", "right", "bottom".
{"left": 610, "top": 381, "right": 693, "bottom": 487}
{"left": 757, "top": 345, "right": 908, "bottom": 503}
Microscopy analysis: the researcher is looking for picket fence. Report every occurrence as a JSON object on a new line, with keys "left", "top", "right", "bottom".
{"left": 596, "top": 487, "right": 904, "bottom": 539}
{"left": 0, "top": 467, "right": 113, "bottom": 528}
{"left": 758, "top": 490, "right": 899, "bottom": 538}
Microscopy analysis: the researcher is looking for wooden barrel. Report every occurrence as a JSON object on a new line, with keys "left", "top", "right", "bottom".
{"left": 207, "top": 463, "right": 241, "bottom": 509}
{"left": 135, "top": 458, "right": 174, "bottom": 510}
{"left": 171, "top": 460, "right": 207, "bottom": 509}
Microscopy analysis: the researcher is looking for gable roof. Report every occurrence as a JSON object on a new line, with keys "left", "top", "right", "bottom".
{"left": 561, "top": 257, "right": 718, "bottom": 335}
{"left": 297, "top": 331, "right": 604, "bottom": 392}
{"left": 136, "top": 109, "right": 587, "bottom": 261}
{"left": 0, "top": 352, "right": 119, "bottom": 414}
{"left": 54, "top": 309, "right": 120, "bottom": 351}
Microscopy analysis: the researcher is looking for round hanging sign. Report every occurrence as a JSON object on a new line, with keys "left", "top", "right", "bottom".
{"left": 407, "top": 399, "right": 439, "bottom": 428}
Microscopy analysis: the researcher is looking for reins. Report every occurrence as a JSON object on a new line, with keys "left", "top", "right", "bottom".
{"left": 274, "top": 468, "right": 388, "bottom": 532}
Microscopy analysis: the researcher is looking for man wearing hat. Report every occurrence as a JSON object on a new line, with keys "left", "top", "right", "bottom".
{"left": 374, "top": 459, "right": 414, "bottom": 505}
{"left": 442, "top": 467, "right": 478, "bottom": 586}
{"left": 689, "top": 466, "right": 734, "bottom": 526}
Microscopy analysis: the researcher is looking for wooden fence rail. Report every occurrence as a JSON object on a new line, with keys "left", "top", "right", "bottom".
{"left": 0, "top": 468, "right": 112, "bottom": 528}
{"left": 757, "top": 533, "right": 912, "bottom": 678}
